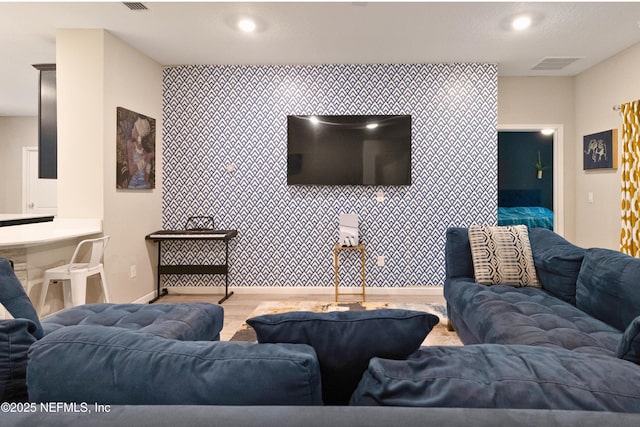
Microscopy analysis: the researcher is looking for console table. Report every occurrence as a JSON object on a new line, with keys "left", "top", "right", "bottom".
{"left": 333, "top": 243, "right": 366, "bottom": 302}
{"left": 145, "top": 229, "right": 238, "bottom": 304}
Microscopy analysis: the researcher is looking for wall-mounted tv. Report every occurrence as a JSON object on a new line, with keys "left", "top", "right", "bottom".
{"left": 287, "top": 115, "right": 411, "bottom": 185}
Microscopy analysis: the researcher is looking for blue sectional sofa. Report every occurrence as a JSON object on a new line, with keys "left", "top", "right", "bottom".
{"left": 379, "top": 226, "right": 640, "bottom": 412}
{"left": 5, "top": 227, "right": 640, "bottom": 425}
{"left": 444, "top": 227, "right": 640, "bottom": 354}
{"left": 0, "top": 257, "right": 321, "bottom": 406}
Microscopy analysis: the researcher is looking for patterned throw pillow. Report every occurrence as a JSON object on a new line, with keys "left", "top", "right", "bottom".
{"left": 468, "top": 225, "right": 540, "bottom": 286}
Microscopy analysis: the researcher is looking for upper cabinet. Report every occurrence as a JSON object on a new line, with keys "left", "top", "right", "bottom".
{"left": 32, "top": 64, "right": 57, "bottom": 179}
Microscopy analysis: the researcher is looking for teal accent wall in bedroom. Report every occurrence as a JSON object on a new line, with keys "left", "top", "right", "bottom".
{"left": 498, "top": 131, "right": 554, "bottom": 210}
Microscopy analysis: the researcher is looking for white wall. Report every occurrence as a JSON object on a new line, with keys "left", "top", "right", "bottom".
{"left": 56, "top": 29, "right": 162, "bottom": 304}
{"left": 0, "top": 117, "right": 38, "bottom": 213}
{"left": 574, "top": 42, "right": 640, "bottom": 250}
{"left": 497, "top": 76, "right": 576, "bottom": 241}
{"left": 56, "top": 30, "right": 105, "bottom": 219}
{"left": 102, "top": 31, "right": 163, "bottom": 303}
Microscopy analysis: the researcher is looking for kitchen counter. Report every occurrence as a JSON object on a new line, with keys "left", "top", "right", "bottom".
{"left": 0, "top": 217, "right": 102, "bottom": 248}
{"left": 0, "top": 214, "right": 55, "bottom": 227}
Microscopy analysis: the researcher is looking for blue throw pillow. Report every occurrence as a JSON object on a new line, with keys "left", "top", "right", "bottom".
{"left": 576, "top": 248, "right": 640, "bottom": 331}
{"left": 0, "top": 319, "right": 39, "bottom": 402}
{"left": 617, "top": 315, "right": 640, "bottom": 364}
{"left": 247, "top": 309, "right": 439, "bottom": 405}
{"left": 445, "top": 227, "right": 474, "bottom": 280}
{"left": 0, "top": 258, "right": 43, "bottom": 339}
{"left": 528, "top": 227, "right": 584, "bottom": 305}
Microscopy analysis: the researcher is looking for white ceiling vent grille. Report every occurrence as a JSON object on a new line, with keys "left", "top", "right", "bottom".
{"left": 531, "top": 57, "right": 583, "bottom": 71}
{"left": 123, "top": 2, "right": 148, "bottom": 11}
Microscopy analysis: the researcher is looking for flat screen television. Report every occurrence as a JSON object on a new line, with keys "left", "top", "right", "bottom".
{"left": 287, "top": 115, "right": 411, "bottom": 185}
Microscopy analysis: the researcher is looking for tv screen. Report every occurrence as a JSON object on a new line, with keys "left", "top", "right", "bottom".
{"left": 287, "top": 115, "right": 411, "bottom": 185}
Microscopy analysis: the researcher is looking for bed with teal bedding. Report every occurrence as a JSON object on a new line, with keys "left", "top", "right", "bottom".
{"left": 498, "top": 206, "right": 554, "bottom": 229}
{"left": 498, "top": 189, "right": 554, "bottom": 230}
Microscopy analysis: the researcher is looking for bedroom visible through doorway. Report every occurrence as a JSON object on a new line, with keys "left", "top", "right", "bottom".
{"left": 498, "top": 130, "right": 554, "bottom": 231}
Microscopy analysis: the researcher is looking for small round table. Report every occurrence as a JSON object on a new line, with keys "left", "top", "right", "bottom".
{"left": 333, "top": 243, "right": 366, "bottom": 302}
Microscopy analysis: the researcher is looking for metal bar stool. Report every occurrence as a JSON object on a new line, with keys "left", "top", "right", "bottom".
{"left": 38, "top": 236, "right": 110, "bottom": 312}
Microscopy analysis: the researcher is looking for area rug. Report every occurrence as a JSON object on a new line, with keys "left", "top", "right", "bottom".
{"left": 229, "top": 301, "right": 462, "bottom": 346}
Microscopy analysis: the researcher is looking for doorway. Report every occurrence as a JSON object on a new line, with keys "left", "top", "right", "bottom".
{"left": 22, "top": 147, "right": 57, "bottom": 215}
{"left": 497, "top": 125, "right": 564, "bottom": 235}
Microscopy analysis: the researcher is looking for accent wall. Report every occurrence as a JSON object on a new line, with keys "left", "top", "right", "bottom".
{"left": 162, "top": 63, "right": 497, "bottom": 288}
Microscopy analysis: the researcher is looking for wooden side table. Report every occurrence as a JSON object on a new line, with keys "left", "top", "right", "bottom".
{"left": 333, "top": 243, "right": 366, "bottom": 302}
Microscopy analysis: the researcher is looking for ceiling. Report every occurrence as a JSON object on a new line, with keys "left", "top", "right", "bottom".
{"left": 2, "top": 1, "right": 640, "bottom": 117}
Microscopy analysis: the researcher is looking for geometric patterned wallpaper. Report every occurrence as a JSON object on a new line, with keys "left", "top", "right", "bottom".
{"left": 162, "top": 63, "right": 497, "bottom": 288}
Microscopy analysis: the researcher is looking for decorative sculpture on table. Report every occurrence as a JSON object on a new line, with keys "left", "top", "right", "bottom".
{"left": 339, "top": 214, "right": 359, "bottom": 247}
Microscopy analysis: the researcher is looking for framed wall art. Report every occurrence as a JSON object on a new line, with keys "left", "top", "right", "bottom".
{"left": 583, "top": 129, "right": 618, "bottom": 170}
{"left": 116, "top": 107, "right": 156, "bottom": 189}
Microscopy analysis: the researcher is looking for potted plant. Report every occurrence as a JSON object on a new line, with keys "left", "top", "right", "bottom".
{"left": 533, "top": 151, "right": 549, "bottom": 179}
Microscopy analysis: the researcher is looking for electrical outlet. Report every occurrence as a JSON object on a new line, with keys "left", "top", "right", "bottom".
{"left": 377, "top": 255, "right": 385, "bottom": 267}
{"left": 130, "top": 265, "right": 137, "bottom": 279}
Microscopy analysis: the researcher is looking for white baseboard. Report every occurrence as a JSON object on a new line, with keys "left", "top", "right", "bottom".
{"left": 131, "top": 290, "right": 158, "bottom": 304}
{"left": 155, "top": 285, "right": 444, "bottom": 297}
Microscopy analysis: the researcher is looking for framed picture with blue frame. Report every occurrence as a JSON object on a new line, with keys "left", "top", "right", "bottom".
{"left": 583, "top": 129, "right": 618, "bottom": 170}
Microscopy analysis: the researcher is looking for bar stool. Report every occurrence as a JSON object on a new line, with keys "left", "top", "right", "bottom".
{"left": 39, "top": 236, "right": 110, "bottom": 312}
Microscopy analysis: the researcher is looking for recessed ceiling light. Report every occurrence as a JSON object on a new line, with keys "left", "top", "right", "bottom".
{"left": 512, "top": 16, "right": 532, "bottom": 31}
{"left": 309, "top": 116, "right": 319, "bottom": 124}
{"left": 366, "top": 123, "right": 379, "bottom": 130}
{"left": 238, "top": 18, "right": 257, "bottom": 33}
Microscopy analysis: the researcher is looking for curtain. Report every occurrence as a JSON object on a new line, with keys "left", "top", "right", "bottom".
{"left": 620, "top": 100, "right": 640, "bottom": 256}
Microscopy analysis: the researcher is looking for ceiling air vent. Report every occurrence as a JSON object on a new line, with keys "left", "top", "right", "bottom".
{"left": 123, "top": 2, "right": 148, "bottom": 11}
{"left": 531, "top": 57, "right": 583, "bottom": 71}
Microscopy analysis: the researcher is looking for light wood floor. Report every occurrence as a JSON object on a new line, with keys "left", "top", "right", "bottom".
{"left": 160, "top": 292, "right": 446, "bottom": 341}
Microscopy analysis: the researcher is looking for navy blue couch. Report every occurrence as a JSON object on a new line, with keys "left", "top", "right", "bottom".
{"left": 6, "top": 233, "right": 640, "bottom": 420}
{"left": 443, "top": 227, "right": 640, "bottom": 353}
{"left": 395, "top": 226, "right": 640, "bottom": 412}
{"left": 0, "top": 257, "right": 322, "bottom": 406}
{"left": 347, "top": 228, "right": 640, "bottom": 412}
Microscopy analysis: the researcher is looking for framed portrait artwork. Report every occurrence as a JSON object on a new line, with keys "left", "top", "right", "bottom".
{"left": 116, "top": 107, "right": 156, "bottom": 189}
{"left": 583, "top": 129, "right": 618, "bottom": 170}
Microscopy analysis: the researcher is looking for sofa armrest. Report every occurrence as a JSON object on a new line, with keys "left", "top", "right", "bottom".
{"left": 444, "top": 227, "right": 475, "bottom": 281}
{"left": 27, "top": 325, "right": 323, "bottom": 405}
{"left": 352, "top": 344, "right": 640, "bottom": 412}
{"left": 1, "top": 319, "right": 39, "bottom": 402}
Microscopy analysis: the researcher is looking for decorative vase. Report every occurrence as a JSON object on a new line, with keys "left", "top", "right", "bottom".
{"left": 537, "top": 170, "right": 543, "bottom": 179}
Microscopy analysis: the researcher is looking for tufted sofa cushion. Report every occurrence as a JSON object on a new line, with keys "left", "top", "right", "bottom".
{"left": 445, "top": 279, "right": 621, "bottom": 355}
{"left": 41, "top": 303, "right": 224, "bottom": 341}
{"left": 351, "top": 344, "right": 640, "bottom": 412}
